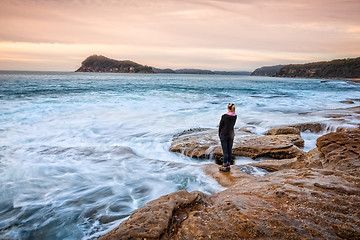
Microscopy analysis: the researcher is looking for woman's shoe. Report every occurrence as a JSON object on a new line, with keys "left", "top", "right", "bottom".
{"left": 219, "top": 165, "right": 230, "bottom": 172}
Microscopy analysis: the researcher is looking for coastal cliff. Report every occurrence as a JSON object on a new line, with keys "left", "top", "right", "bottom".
{"left": 275, "top": 57, "right": 360, "bottom": 78}
{"left": 251, "top": 57, "right": 360, "bottom": 78}
{"left": 75, "top": 55, "right": 154, "bottom": 73}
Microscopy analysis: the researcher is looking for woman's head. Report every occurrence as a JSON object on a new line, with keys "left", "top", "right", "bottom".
{"left": 228, "top": 102, "right": 235, "bottom": 112}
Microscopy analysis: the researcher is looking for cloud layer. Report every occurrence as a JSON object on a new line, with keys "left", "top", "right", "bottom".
{"left": 0, "top": 0, "right": 359, "bottom": 70}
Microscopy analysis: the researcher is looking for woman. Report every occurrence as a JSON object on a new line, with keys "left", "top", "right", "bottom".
{"left": 218, "top": 103, "right": 237, "bottom": 172}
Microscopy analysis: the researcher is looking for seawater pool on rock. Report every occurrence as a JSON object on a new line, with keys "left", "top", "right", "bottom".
{"left": 235, "top": 156, "right": 273, "bottom": 177}
{"left": 0, "top": 72, "right": 360, "bottom": 239}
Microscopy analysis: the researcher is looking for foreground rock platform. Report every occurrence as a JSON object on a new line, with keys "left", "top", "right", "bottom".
{"left": 169, "top": 127, "right": 304, "bottom": 161}
{"left": 100, "top": 128, "right": 360, "bottom": 239}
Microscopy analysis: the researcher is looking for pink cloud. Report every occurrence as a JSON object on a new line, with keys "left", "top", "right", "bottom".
{"left": 0, "top": 0, "right": 359, "bottom": 70}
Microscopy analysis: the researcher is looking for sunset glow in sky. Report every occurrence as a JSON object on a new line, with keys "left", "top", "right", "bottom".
{"left": 1, "top": 0, "right": 360, "bottom": 71}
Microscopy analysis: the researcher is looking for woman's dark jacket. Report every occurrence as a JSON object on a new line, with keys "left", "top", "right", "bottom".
{"left": 218, "top": 114, "right": 237, "bottom": 140}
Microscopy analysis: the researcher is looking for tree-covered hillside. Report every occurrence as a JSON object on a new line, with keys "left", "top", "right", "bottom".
{"left": 275, "top": 57, "right": 360, "bottom": 78}
{"left": 76, "top": 55, "right": 154, "bottom": 73}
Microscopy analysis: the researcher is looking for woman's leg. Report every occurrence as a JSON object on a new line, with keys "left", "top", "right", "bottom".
{"left": 226, "top": 139, "right": 233, "bottom": 166}
{"left": 221, "top": 139, "right": 229, "bottom": 166}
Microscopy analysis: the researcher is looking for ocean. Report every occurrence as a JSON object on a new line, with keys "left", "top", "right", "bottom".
{"left": 1, "top": 71, "right": 359, "bottom": 239}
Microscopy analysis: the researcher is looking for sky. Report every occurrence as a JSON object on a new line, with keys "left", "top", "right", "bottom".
{"left": 0, "top": 0, "right": 359, "bottom": 71}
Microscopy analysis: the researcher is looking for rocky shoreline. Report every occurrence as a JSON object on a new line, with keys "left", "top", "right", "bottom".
{"left": 100, "top": 107, "right": 360, "bottom": 240}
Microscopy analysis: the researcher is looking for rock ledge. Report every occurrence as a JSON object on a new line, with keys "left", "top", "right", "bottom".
{"left": 100, "top": 128, "right": 360, "bottom": 239}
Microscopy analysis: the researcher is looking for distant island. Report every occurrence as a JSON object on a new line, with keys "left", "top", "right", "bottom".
{"left": 76, "top": 55, "right": 251, "bottom": 75}
{"left": 76, "top": 55, "right": 154, "bottom": 73}
{"left": 252, "top": 57, "right": 360, "bottom": 78}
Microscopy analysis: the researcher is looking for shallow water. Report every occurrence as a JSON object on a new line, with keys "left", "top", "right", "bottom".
{"left": 0, "top": 71, "right": 360, "bottom": 239}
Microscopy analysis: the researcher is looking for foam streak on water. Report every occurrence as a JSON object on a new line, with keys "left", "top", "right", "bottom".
{"left": 0, "top": 72, "right": 359, "bottom": 239}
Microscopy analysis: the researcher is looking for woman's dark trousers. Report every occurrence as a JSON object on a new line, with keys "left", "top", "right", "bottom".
{"left": 221, "top": 138, "right": 233, "bottom": 167}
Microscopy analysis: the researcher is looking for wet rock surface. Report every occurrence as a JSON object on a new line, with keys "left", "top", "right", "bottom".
{"left": 100, "top": 128, "right": 360, "bottom": 240}
{"left": 174, "top": 167, "right": 360, "bottom": 240}
{"left": 300, "top": 106, "right": 360, "bottom": 131}
{"left": 316, "top": 128, "right": 360, "bottom": 171}
{"left": 169, "top": 105, "right": 360, "bottom": 162}
{"left": 232, "top": 134, "right": 304, "bottom": 159}
{"left": 265, "top": 126, "right": 300, "bottom": 135}
{"left": 249, "top": 158, "right": 298, "bottom": 171}
{"left": 169, "top": 129, "right": 304, "bottom": 160}
{"left": 203, "top": 163, "right": 254, "bottom": 188}
{"left": 288, "top": 122, "right": 327, "bottom": 133}
{"left": 98, "top": 190, "right": 209, "bottom": 240}
{"left": 169, "top": 128, "right": 224, "bottom": 159}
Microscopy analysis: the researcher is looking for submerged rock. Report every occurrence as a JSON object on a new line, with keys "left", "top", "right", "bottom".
{"left": 340, "top": 100, "right": 355, "bottom": 104}
{"left": 100, "top": 129, "right": 360, "bottom": 239}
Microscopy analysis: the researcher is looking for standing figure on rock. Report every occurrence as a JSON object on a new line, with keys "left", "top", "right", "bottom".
{"left": 218, "top": 103, "right": 237, "bottom": 172}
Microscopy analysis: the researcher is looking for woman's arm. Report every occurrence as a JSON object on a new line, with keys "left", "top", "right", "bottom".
{"left": 218, "top": 115, "right": 224, "bottom": 137}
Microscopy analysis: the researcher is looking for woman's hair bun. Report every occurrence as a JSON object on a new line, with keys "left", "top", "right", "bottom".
{"left": 228, "top": 102, "right": 235, "bottom": 111}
